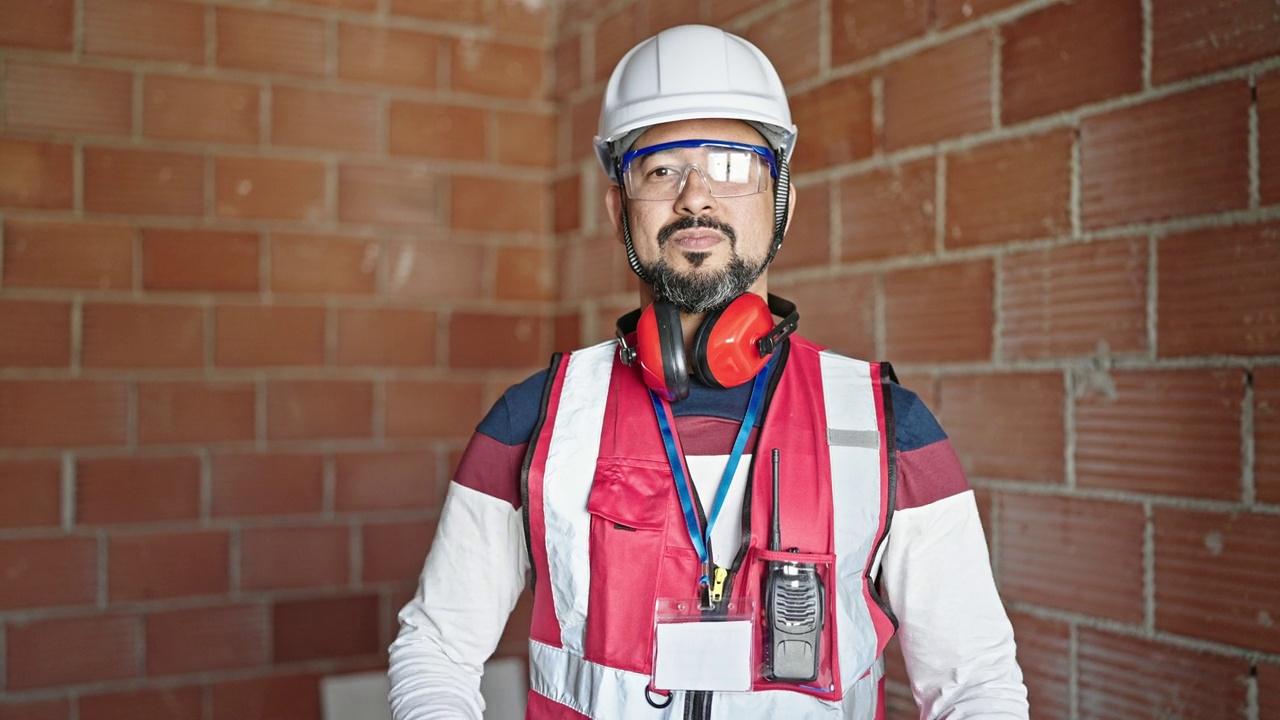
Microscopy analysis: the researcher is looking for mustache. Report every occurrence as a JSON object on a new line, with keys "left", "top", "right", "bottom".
{"left": 657, "top": 215, "right": 737, "bottom": 247}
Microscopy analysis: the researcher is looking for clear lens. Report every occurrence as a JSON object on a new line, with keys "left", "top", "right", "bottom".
{"left": 622, "top": 140, "right": 774, "bottom": 201}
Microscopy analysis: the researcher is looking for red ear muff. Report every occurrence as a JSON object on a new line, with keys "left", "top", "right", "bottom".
{"left": 691, "top": 293, "right": 776, "bottom": 388}
{"left": 635, "top": 302, "right": 689, "bottom": 402}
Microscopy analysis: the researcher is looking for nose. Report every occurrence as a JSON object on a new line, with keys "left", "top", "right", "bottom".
{"left": 674, "top": 165, "right": 717, "bottom": 216}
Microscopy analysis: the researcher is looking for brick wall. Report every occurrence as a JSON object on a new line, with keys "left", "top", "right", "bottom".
{"left": 2, "top": 0, "right": 1279, "bottom": 717}
{"left": 0, "top": 0, "right": 552, "bottom": 715}
{"left": 549, "top": 0, "right": 1280, "bottom": 718}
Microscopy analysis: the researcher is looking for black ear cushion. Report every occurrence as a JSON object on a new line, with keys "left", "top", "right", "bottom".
{"left": 691, "top": 304, "right": 728, "bottom": 388}
{"left": 652, "top": 301, "right": 690, "bottom": 402}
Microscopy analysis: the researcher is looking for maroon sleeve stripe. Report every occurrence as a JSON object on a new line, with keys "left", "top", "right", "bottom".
{"left": 453, "top": 432, "right": 527, "bottom": 509}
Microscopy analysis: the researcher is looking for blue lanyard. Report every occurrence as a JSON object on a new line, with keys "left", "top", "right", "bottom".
{"left": 649, "top": 357, "right": 772, "bottom": 587}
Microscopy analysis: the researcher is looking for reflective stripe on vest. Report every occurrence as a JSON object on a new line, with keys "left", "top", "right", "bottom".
{"left": 524, "top": 338, "right": 894, "bottom": 718}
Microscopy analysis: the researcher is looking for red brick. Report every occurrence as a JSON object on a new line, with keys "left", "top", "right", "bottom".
{"left": 77, "top": 456, "right": 200, "bottom": 525}
{"left": 384, "top": 381, "right": 486, "bottom": 440}
{"left": 448, "top": 312, "right": 544, "bottom": 369}
{"left": 452, "top": 39, "right": 543, "bottom": 99}
{"left": 216, "top": 7, "right": 324, "bottom": 76}
{"left": 82, "top": 303, "right": 204, "bottom": 368}
{"left": 946, "top": 130, "right": 1071, "bottom": 247}
{"left": 143, "top": 76, "right": 259, "bottom": 145}
{"left": 336, "top": 307, "right": 435, "bottom": 367}
{"left": 884, "top": 260, "right": 993, "bottom": 362}
{"left": 591, "top": 5, "right": 640, "bottom": 84}
{"left": 273, "top": 595, "right": 380, "bottom": 662}
{"left": 559, "top": 234, "right": 634, "bottom": 302}
{"left": 0, "top": 138, "right": 73, "bottom": 210}
{"left": 0, "top": 299, "right": 70, "bottom": 367}
{"left": 145, "top": 604, "right": 269, "bottom": 675}
{"left": 210, "top": 673, "right": 321, "bottom": 720}
{"left": 495, "top": 245, "right": 555, "bottom": 302}
{"left": 934, "top": 0, "right": 1021, "bottom": 27}
{"left": 1152, "top": 0, "right": 1280, "bottom": 84}
{"left": 1262, "top": 663, "right": 1280, "bottom": 720}
{"left": 363, "top": 521, "right": 435, "bottom": 583}
{"left": 338, "top": 163, "right": 442, "bottom": 227}
{"left": 838, "top": 160, "right": 935, "bottom": 262}
{"left": 388, "top": 101, "right": 486, "bottom": 161}
{"left": 0, "top": 0, "right": 71, "bottom": 50}
{"left": 771, "top": 180, "right": 830, "bottom": 272}
{"left": 4, "top": 62, "right": 132, "bottom": 136}
{"left": 391, "top": 0, "right": 483, "bottom": 22}
{"left": 566, "top": 90, "right": 601, "bottom": 164}
{"left": 1081, "top": 82, "right": 1249, "bottom": 228}
{"left": 79, "top": 687, "right": 202, "bottom": 720}
{"left": 138, "top": 382, "right": 255, "bottom": 445}
{"left": 5, "top": 614, "right": 140, "bottom": 689}
{"left": 1008, "top": 613, "right": 1069, "bottom": 718}
{"left": 553, "top": 34, "right": 581, "bottom": 101}
{"left": 334, "top": 451, "right": 438, "bottom": 511}
{"left": 2, "top": 219, "right": 134, "bottom": 290}
{"left": 0, "top": 699, "right": 69, "bottom": 720}
{"left": 553, "top": 173, "right": 581, "bottom": 234}
{"left": 84, "top": 147, "right": 204, "bottom": 216}
{"left": 384, "top": 238, "right": 486, "bottom": 300}
{"left": 0, "top": 459, "right": 61, "bottom": 529}
{"left": 1259, "top": 367, "right": 1280, "bottom": 505}
{"left": 0, "top": 381, "right": 127, "bottom": 448}
{"left": 884, "top": 33, "right": 992, "bottom": 150}
{"left": 789, "top": 74, "right": 874, "bottom": 172}
{"left": 496, "top": 111, "right": 556, "bottom": 168}
{"left": 241, "top": 525, "right": 349, "bottom": 591}
{"left": 0, "top": 537, "right": 96, "bottom": 610}
{"left": 741, "top": 1, "right": 820, "bottom": 84}
{"left": 1078, "top": 628, "right": 1251, "bottom": 718}
{"left": 214, "top": 305, "right": 325, "bottom": 367}
{"left": 554, "top": 311, "right": 583, "bottom": 353}
{"left": 1158, "top": 222, "right": 1280, "bottom": 356}
{"left": 267, "top": 381, "right": 373, "bottom": 440}
{"left": 272, "top": 86, "right": 377, "bottom": 154}
{"left": 707, "top": 0, "right": 772, "bottom": 24}
{"left": 109, "top": 530, "right": 229, "bottom": 601}
{"left": 1262, "top": 72, "right": 1280, "bottom": 205}
{"left": 141, "top": 228, "right": 260, "bottom": 292}
{"left": 271, "top": 233, "right": 379, "bottom": 295}
{"left": 772, "top": 275, "right": 875, "bottom": 360}
{"left": 1001, "top": 238, "right": 1148, "bottom": 360}
{"left": 210, "top": 454, "right": 324, "bottom": 517}
{"left": 1000, "top": 494, "right": 1144, "bottom": 621}
{"left": 452, "top": 176, "right": 546, "bottom": 234}
{"left": 1077, "top": 370, "right": 1244, "bottom": 499}
{"left": 337, "top": 24, "right": 439, "bottom": 90}
{"left": 291, "top": 0, "right": 375, "bottom": 11}
{"left": 493, "top": 0, "right": 547, "bottom": 37}
{"left": 830, "top": 0, "right": 929, "bottom": 66}
{"left": 214, "top": 156, "right": 326, "bottom": 221}
{"left": 1154, "top": 508, "right": 1280, "bottom": 653}
{"left": 1002, "top": 0, "right": 1142, "bottom": 124}
{"left": 936, "top": 373, "right": 1064, "bottom": 482}
{"left": 84, "top": 0, "right": 203, "bottom": 62}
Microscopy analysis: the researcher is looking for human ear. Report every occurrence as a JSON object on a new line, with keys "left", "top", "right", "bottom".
{"left": 605, "top": 184, "right": 625, "bottom": 244}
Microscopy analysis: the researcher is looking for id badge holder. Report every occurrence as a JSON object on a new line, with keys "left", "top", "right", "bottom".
{"left": 651, "top": 596, "right": 757, "bottom": 693}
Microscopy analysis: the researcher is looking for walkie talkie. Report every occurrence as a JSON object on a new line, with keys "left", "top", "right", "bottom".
{"left": 763, "top": 449, "right": 825, "bottom": 683}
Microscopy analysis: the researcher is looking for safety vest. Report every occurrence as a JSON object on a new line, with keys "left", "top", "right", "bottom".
{"left": 521, "top": 337, "right": 898, "bottom": 719}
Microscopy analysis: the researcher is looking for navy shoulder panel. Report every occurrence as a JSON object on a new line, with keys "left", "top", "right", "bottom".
{"left": 475, "top": 368, "right": 551, "bottom": 446}
{"left": 889, "top": 382, "right": 948, "bottom": 452}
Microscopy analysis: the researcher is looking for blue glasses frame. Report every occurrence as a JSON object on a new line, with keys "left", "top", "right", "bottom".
{"left": 619, "top": 139, "right": 778, "bottom": 179}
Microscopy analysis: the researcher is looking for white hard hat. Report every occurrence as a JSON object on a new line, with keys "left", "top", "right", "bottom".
{"left": 594, "top": 25, "right": 797, "bottom": 177}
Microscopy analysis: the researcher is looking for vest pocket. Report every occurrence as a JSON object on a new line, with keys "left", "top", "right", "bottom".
{"left": 742, "top": 546, "right": 842, "bottom": 700}
{"left": 583, "top": 459, "right": 673, "bottom": 674}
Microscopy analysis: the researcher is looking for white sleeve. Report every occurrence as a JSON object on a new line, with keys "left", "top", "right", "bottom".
{"left": 881, "top": 490, "right": 1029, "bottom": 719}
{"left": 387, "top": 482, "right": 530, "bottom": 720}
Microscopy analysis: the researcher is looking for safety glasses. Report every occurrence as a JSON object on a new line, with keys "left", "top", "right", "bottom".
{"left": 620, "top": 140, "right": 777, "bottom": 201}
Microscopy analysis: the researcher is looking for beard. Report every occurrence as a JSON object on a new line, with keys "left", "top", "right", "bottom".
{"left": 642, "top": 215, "right": 766, "bottom": 314}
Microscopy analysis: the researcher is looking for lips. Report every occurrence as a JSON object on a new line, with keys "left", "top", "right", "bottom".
{"left": 669, "top": 231, "right": 725, "bottom": 250}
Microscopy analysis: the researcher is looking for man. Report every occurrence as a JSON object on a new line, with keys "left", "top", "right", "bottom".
{"left": 389, "top": 25, "right": 1028, "bottom": 719}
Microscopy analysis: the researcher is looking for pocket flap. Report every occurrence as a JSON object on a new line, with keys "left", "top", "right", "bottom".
{"left": 587, "top": 461, "right": 671, "bottom": 531}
